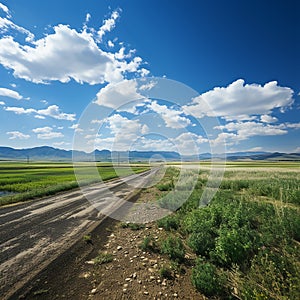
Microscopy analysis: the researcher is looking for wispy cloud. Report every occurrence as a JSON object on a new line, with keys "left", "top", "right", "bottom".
{"left": 0, "top": 87, "right": 22, "bottom": 99}
{"left": 98, "top": 9, "right": 121, "bottom": 41}
{"left": 4, "top": 104, "right": 75, "bottom": 121}
{"left": 0, "top": 2, "right": 11, "bottom": 18}
{"left": 7, "top": 131, "right": 30, "bottom": 140}
{"left": 0, "top": 17, "right": 34, "bottom": 42}
{"left": 32, "top": 126, "right": 64, "bottom": 139}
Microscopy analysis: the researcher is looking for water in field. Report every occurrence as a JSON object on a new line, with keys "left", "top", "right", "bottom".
{"left": 0, "top": 191, "right": 15, "bottom": 197}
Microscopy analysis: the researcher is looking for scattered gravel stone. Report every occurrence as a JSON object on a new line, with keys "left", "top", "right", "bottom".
{"left": 117, "top": 245, "right": 122, "bottom": 250}
{"left": 91, "top": 288, "right": 97, "bottom": 294}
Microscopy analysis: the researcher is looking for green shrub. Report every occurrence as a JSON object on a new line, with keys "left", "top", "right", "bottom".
{"left": 93, "top": 252, "right": 113, "bottom": 264}
{"left": 120, "top": 222, "right": 145, "bottom": 230}
{"left": 211, "top": 225, "right": 256, "bottom": 267}
{"left": 139, "top": 235, "right": 156, "bottom": 251}
{"left": 161, "top": 236, "right": 185, "bottom": 263}
{"left": 157, "top": 215, "right": 179, "bottom": 231}
{"left": 157, "top": 182, "right": 173, "bottom": 191}
{"left": 188, "top": 231, "right": 215, "bottom": 256}
{"left": 191, "top": 259, "right": 224, "bottom": 297}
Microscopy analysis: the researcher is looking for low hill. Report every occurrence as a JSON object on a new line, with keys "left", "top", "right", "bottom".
{"left": 0, "top": 146, "right": 299, "bottom": 162}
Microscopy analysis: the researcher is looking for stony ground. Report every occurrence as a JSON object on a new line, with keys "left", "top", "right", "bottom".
{"left": 83, "top": 222, "right": 204, "bottom": 300}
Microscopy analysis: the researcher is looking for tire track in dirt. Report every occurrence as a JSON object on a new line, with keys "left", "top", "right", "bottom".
{"left": 0, "top": 169, "right": 158, "bottom": 300}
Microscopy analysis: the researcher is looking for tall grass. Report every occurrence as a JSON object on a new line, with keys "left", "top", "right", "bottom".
{"left": 154, "top": 165, "right": 300, "bottom": 299}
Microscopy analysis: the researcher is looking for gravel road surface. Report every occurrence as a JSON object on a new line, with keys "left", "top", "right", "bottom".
{"left": 0, "top": 169, "right": 157, "bottom": 299}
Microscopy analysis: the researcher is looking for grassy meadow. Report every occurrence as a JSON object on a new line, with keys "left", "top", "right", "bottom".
{"left": 147, "top": 162, "right": 300, "bottom": 299}
{"left": 0, "top": 162, "right": 149, "bottom": 206}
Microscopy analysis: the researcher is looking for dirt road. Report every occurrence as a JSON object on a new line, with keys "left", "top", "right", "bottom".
{"left": 0, "top": 169, "right": 157, "bottom": 299}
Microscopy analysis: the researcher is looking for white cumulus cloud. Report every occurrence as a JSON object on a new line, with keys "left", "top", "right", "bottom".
{"left": 213, "top": 121, "right": 288, "bottom": 146}
{"left": 184, "top": 79, "right": 294, "bottom": 120}
{"left": 0, "top": 7, "right": 146, "bottom": 85}
{"left": 37, "top": 105, "right": 75, "bottom": 121}
{"left": 147, "top": 101, "right": 191, "bottom": 129}
{"left": 95, "top": 80, "right": 145, "bottom": 111}
{"left": 260, "top": 114, "right": 278, "bottom": 123}
{"left": 32, "top": 126, "right": 64, "bottom": 139}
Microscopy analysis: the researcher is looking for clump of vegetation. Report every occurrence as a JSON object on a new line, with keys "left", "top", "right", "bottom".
{"left": 157, "top": 215, "right": 179, "bottom": 231}
{"left": 139, "top": 235, "right": 156, "bottom": 251}
{"left": 153, "top": 165, "right": 300, "bottom": 299}
{"left": 159, "top": 265, "right": 173, "bottom": 279}
{"left": 156, "top": 181, "right": 174, "bottom": 191}
{"left": 33, "top": 289, "right": 49, "bottom": 296}
{"left": 191, "top": 258, "right": 226, "bottom": 297}
{"left": 160, "top": 235, "right": 185, "bottom": 263}
{"left": 83, "top": 234, "right": 92, "bottom": 244}
{"left": 120, "top": 222, "right": 145, "bottom": 230}
{"left": 93, "top": 252, "right": 113, "bottom": 265}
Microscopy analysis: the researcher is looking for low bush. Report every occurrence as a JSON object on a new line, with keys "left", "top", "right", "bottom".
{"left": 120, "top": 222, "right": 145, "bottom": 230}
{"left": 191, "top": 258, "right": 225, "bottom": 297}
{"left": 161, "top": 235, "right": 185, "bottom": 263}
{"left": 157, "top": 215, "right": 179, "bottom": 231}
{"left": 93, "top": 252, "right": 113, "bottom": 264}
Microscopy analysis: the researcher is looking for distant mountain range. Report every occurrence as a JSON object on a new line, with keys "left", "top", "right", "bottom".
{"left": 0, "top": 146, "right": 299, "bottom": 161}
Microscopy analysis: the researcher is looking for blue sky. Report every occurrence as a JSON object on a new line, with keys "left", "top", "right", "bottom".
{"left": 0, "top": 0, "right": 299, "bottom": 154}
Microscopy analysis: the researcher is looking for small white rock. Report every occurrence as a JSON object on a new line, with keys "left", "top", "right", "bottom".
{"left": 117, "top": 245, "right": 122, "bottom": 250}
{"left": 91, "top": 288, "right": 97, "bottom": 294}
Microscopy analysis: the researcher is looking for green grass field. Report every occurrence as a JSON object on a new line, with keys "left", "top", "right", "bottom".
{"left": 151, "top": 163, "right": 300, "bottom": 299}
{"left": 0, "top": 162, "right": 149, "bottom": 206}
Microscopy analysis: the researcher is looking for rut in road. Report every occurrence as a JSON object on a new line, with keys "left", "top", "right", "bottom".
{"left": 0, "top": 169, "right": 158, "bottom": 300}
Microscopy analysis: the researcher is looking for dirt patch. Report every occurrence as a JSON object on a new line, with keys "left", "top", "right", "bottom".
{"left": 87, "top": 223, "right": 204, "bottom": 300}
